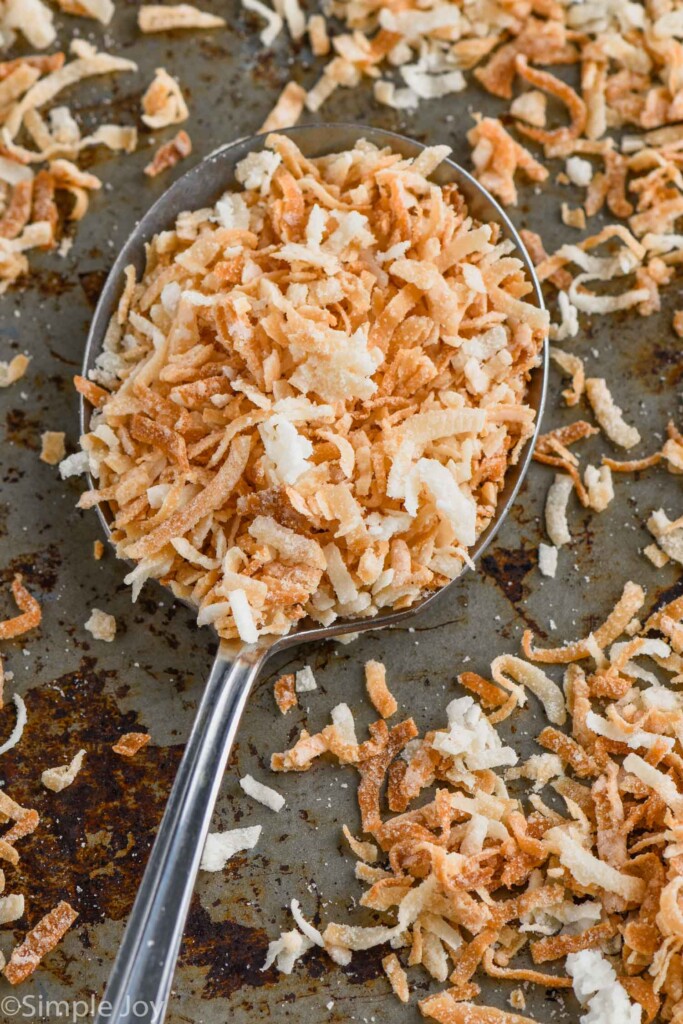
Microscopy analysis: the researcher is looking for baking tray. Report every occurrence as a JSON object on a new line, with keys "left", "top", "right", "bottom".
{"left": 0, "top": 4, "right": 681, "bottom": 1021}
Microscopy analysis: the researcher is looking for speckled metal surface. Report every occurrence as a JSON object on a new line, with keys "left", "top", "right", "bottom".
{"left": 0, "top": 5, "right": 681, "bottom": 1022}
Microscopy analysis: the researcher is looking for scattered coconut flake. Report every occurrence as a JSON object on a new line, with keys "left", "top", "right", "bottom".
{"left": 39, "top": 431, "right": 66, "bottom": 466}
{"left": 545, "top": 474, "right": 573, "bottom": 547}
{"left": 538, "top": 543, "right": 558, "bottom": 579}
{"left": 201, "top": 824, "right": 262, "bottom": 871}
{"left": 262, "top": 928, "right": 312, "bottom": 973}
{"left": 585, "top": 378, "right": 641, "bottom": 450}
{"left": 84, "top": 608, "right": 116, "bottom": 642}
{"left": 41, "top": 749, "right": 86, "bottom": 792}
{"left": 295, "top": 666, "right": 317, "bottom": 692}
{"left": 138, "top": 4, "right": 226, "bottom": 31}
{"left": 0, "top": 894, "right": 24, "bottom": 926}
{"left": 644, "top": 543, "right": 669, "bottom": 568}
{"left": 0, "top": 354, "right": 30, "bottom": 388}
{"left": 0, "top": 694, "right": 27, "bottom": 756}
{"left": 239, "top": 773, "right": 285, "bottom": 812}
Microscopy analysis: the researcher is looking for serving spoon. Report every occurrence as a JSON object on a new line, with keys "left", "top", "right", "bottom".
{"left": 80, "top": 123, "right": 548, "bottom": 1024}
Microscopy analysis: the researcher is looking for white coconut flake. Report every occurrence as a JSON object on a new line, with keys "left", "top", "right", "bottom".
{"left": 290, "top": 899, "right": 326, "bottom": 947}
{"left": 331, "top": 703, "right": 358, "bottom": 746}
{"left": 59, "top": 451, "right": 90, "bottom": 479}
{"left": 538, "top": 543, "right": 558, "bottom": 578}
{"left": 215, "top": 193, "right": 250, "bottom": 231}
{"left": 259, "top": 413, "right": 313, "bottom": 485}
{"left": 567, "top": 949, "right": 640, "bottom": 1024}
{"left": 262, "top": 928, "right": 313, "bottom": 973}
{"left": 408, "top": 459, "right": 477, "bottom": 547}
{"left": 545, "top": 474, "right": 573, "bottom": 547}
{"left": 0, "top": 693, "right": 27, "bottom": 756}
{"left": 239, "top": 773, "right": 285, "bottom": 812}
{"left": 295, "top": 666, "right": 317, "bottom": 692}
{"left": 84, "top": 608, "right": 116, "bottom": 642}
{"left": 431, "top": 696, "right": 518, "bottom": 770}
{"left": 241, "top": 0, "right": 283, "bottom": 45}
{"left": 200, "top": 825, "right": 262, "bottom": 871}
{"left": 227, "top": 588, "right": 259, "bottom": 644}
{"left": 0, "top": 894, "right": 24, "bottom": 926}
{"left": 566, "top": 156, "right": 594, "bottom": 188}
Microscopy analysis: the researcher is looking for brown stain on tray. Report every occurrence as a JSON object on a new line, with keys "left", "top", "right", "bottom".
{"left": 1, "top": 657, "right": 181, "bottom": 930}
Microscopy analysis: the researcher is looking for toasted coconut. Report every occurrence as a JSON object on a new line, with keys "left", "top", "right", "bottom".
{"left": 0, "top": 354, "right": 30, "bottom": 387}
{"left": 4, "top": 49, "right": 138, "bottom": 141}
{"left": 522, "top": 581, "right": 645, "bottom": 663}
{"left": 491, "top": 655, "right": 566, "bottom": 725}
{"left": 545, "top": 827, "right": 644, "bottom": 901}
{"left": 274, "top": 673, "right": 297, "bottom": 714}
{"left": 112, "top": 732, "right": 150, "bottom": 757}
{"left": 138, "top": 4, "right": 226, "bottom": 31}
{"left": 1, "top": 0, "right": 56, "bottom": 48}
{"left": 53, "top": 0, "right": 114, "bottom": 22}
{"left": 75, "top": 135, "right": 545, "bottom": 641}
{"left": 84, "top": 607, "right": 116, "bottom": 642}
{"left": 648, "top": 509, "right": 683, "bottom": 565}
{"left": 144, "top": 129, "right": 192, "bottom": 177}
{"left": 584, "top": 464, "right": 614, "bottom": 513}
{"left": 0, "top": 574, "right": 41, "bottom": 639}
{"left": 365, "top": 660, "right": 398, "bottom": 719}
{"left": 307, "top": 14, "right": 329, "bottom": 56}
{"left": 467, "top": 116, "right": 548, "bottom": 206}
{"left": 644, "top": 544, "right": 669, "bottom": 569}
{"left": 585, "top": 378, "right": 641, "bottom": 450}
{"left": 561, "top": 204, "right": 586, "bottom": 230}
{"left": 420, "top": 994, "right": 539, "bottom": 1023}
{"left": 240, "top": 773, "right": 285, "bottom": 811}
{"left": 141, "top": 68, "right": 189, "bottom": 129}
{"left": 545, "top": 473, "right": 574, "bottom": 547}
{"left": 260, "top": 81, "right": 307, "bottom": 133}
{"left": 514, "top": 57, "right": 587, "bottom": 155}
{"left": 538, "top": 543, "right": 558, "bottom": 578}
{"left": 531, "top": 919, "right": 618, "bottom": 963}
{"left": 343, "top": 824, "right": 378, "bottom": 863}
{"left": 3, "top": 901, "right": 78, "bottom": 985}
{"left": 383, "top": 952, "right": 409, "bottom": 1003}
{"left": 200, "top": 825, "right": 261, "bottom": 871}
{"left": 41, "top": 749, "right": 86, "bottom": 792}
{"left": 549, "top": 347, "right": 584, "bottom": 406}
{"left": 510, "top": 90, "right": 547, "bottom": 129}
{"left": 39, "top": 431, "right": 65, "bottom": 465}
{"left": 0, "top": 694, "right": 27, "bottom": 756}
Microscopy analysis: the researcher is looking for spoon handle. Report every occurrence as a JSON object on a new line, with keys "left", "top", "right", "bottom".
{"left": 95, "top": 648, "right": 265, "bottom": 1024}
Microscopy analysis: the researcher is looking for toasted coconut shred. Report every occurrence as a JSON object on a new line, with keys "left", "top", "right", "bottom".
{"left": 73, "top": 136, "right": 547, "bottom": 644}
{"left": 6, "top": 0, "right": 683, "bottom": 1005}
{"left": 0, "top": 41, "right": 137, "bottom": 291}
{"left": 261, "top": 594, "right": 683, "bottom": 1017}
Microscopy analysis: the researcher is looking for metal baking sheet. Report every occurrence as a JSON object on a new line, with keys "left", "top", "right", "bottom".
{"left": 0, "top": 5, "right": 681, "bottom": 1021}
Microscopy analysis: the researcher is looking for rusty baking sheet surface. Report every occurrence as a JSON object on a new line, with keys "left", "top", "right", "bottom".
{"left": 0, "top": 4, "right": 681, "bottom": 1023}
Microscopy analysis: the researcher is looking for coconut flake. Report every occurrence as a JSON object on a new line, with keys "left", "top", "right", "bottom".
{"left": 0, "top": 693, "right": 27, "bottom": 756}
{"left": 538, "top": 543, "right": 558, "bottom": 578}
{"left": 239, "top": 774, "right": 285, "bottom": 812}
{"left": 295, "top": 666, "right": 317, "bottom": 692}
{"left": 41, "top": 749, "right": 86, "bottom": 792}
{"left": 200, "top": 824, "right": 262, "bottom": 871}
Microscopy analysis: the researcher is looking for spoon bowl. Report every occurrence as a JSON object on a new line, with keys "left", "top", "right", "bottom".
{"left": 81, "top": 123, "right": 548, "bottom": 1024}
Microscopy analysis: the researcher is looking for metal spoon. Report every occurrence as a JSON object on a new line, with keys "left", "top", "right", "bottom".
{"left": 81, "top": 123, "right": 548, "bottom": 1024}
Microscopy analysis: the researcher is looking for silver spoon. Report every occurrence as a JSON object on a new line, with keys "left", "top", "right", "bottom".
{"left": 81, "top": 123, "right": 548, "bottom": 1024}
